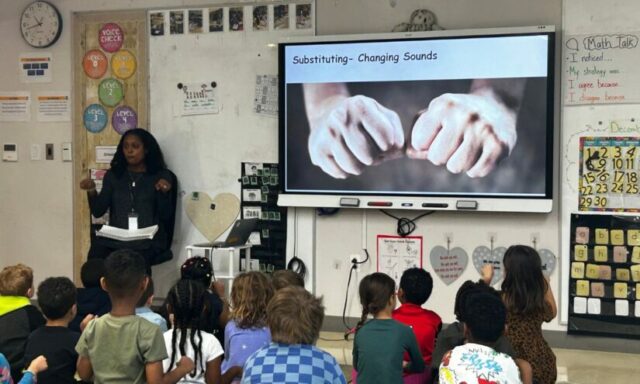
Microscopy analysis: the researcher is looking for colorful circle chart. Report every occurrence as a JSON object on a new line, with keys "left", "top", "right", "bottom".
{"left": 82, "top": 49, "right": 108, "bottom": 79}
{"left": 98, "top": 78, "right": 124, "bottom": 107}
{"left": 99, "top": 23, "right": 124, "bottom": 53}
{"left": 111, "top": 49, "right": 137, "bottom": 80}
{"left": 83, "top": 104, "right": 108, "bottom": 133}
{"left": 112, "top": 105, "right": 138, "bottom": 134}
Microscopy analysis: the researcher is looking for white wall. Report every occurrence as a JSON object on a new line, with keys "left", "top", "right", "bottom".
{"left": 0, "top": 0, "right": 562, "bottom": 329}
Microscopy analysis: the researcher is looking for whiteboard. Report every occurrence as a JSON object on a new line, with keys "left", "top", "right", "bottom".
{"left": 561, "top": 0, "right": 640, "bottom": 322}
{"left": 148, "top": 3, "right": 314, "bottom": 293}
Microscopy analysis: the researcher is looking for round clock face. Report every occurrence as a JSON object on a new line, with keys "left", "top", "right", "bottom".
{"left": 20, "top": 1, "right": 63, "bottom": 48}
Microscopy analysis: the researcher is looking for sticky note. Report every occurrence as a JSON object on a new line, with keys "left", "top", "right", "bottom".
{"left": 598, "top": 265, "right": 612, "bottom": 280}
{"left": 586, "top": 264, "right": 600, "bottom": 279}
{"left": 574, "top": 245, "right": 588, "bottom": 261}
{"left": 571, "top": 262, "right": 585, "bottom": 279}
{"left": 594, "top": 246, "right": 608, "bottom": 262}
{"left": 614, "top": 282, "right": 628, "bottom": 298}
{"left": 614, "top": 246, "right": 628, "bottom": 263}
{"left": 576, "top": 227, "right": 590, "bottom": 244}
{"left": 633, "top": 247, "right": 640, "bottom": 263}
{"left": 591, "top": 282, "right": 605, "bottom": 297}
{"left": 595, "top": 228, "right": 609, "bottom": 244}
{"left": 636, "top": 301, "right": 640, "bottom": 317}
{"left": 615, "top": 300, "right": 629, "bottom": 316}
{"left": 611, "top": 230, "right": 625, "bottom": 245}
{"left": 587, "top": 298, "right": 601, "bottom": 314}
{"left": 637, "top": 284, "right": 640, "bottom": 300}
{"left": 628, "top": 230, "right": 640, "bottom": 246}
{"left": 576, "top": 280, "right": 590, "bottom": 296}
{"left": 631, "top": 265, "right": 640, "bottom": 282}
{"left": 617, "top": 268, "right": 630, "bottom": 281}
{"left": 573, "top": 297, "right": 587, "bottom": 314}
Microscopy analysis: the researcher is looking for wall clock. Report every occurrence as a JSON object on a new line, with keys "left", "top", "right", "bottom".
{"left": 20, "top": 1, "right": 63, "bottom": 48}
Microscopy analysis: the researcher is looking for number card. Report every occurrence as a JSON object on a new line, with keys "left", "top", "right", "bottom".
{"left": 579, "top": 137, "right": 640, "bottom": 212}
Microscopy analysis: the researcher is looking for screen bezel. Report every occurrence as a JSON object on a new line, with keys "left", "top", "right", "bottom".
{"left": 277, "top": 25, "right": 556, "bottom": 212}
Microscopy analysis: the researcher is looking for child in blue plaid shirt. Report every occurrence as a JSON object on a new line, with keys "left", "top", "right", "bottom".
{"left": 241, "top": 286, "right": 346, "bottom": 384}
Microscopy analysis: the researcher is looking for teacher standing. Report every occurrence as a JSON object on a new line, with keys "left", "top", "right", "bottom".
{"left": 79, "top": 128, "right": 177, "bottom": 269}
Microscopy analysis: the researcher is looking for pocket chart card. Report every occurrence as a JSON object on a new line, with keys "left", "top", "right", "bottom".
{"left": 569, "top": 214, "right": 640, "bottom": 339}
{"left": 579, "top": 137, "right": 640, "bottom": 212}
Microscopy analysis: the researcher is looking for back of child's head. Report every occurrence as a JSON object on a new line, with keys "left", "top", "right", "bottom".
{"left": 37, "top": 277, "right": 77, "bottom": 320}
{"left": 0, "top": 263, "right": 33, "bottom": 296}
{"left": 103, "top": 249, "right": 147, "bottom": 299}
{"left": 267, "top": 286, "right": 324, "bottom": 345}
{"left": 501, "top": 244, "right": 546, "bottom": 314}
{"left": 357, "top": 272, "right": 395, "bottom": 329}
{"left": 136, "top": 276, "right": 155, "bottom": 308}
{"left": 454, "top": 280, "right": 500, "bottom": 322}
{"left": 81, "top": 258, "right": 107, "bottom": 288}
{"left": 230, "top": 271, "right": 274, "bottom": 329}
{"left": 271, "top": 269, "right": 305, "bottom": 291}
{"left": 464, "top": 292, "right": 506, "bottom": 344}
{"left": 165, "top": 279, "right": 207, "bottom": 378}
{"left": 180, "top": 256, "right": 213, "bottom": 288}
{"left": 399, "top": 267, "right": 433, "bottom": 305}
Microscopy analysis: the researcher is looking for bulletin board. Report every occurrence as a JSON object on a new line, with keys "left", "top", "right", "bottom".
{"left": 568, "top": 214, "right": 640, "bottom": 338}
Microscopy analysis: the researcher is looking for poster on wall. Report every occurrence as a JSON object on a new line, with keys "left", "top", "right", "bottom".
{"left": 579, "top": 137, "right": 640, "bottom": 212}
{"left": 19, "top": 53, "right": 52, "bottom": 83}
{"left": 0, "top": 92, "right": 31, "bottom": 122}
{"left": 36, "top": 92, "right": 70, "bottom": 122}
{"left": 254, "top": 75, "right": 278, "bottom": 117}
{"left": 377, "top": 235, "right": 422, "bottom": 286}
{"left": 179, "top": 82, "right": 219, "bottom": 116}
{"left": 150, "top": 12, "right": 165, "bottom": 36}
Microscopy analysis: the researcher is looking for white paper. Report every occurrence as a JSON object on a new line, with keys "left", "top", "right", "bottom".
{"left": 377, "top": 235, "right": 422, "bottom": 286}
{"left": 0, "top": 92, "right": 31, "bottom": 122}
{"left": 95, "top": 146, "right": 117, "bottom": 164}
{"left": 179, "top": 82, "right": 219, "bottom": 116}
{"left": 36, "top": 92, "right": 70, "bottom": 122}
{"left": 573, "top": 297, "right": 587, "bottom": 314}
{"left": 244, "top": 162, "right": 263, "bottom": 175}
{"left": 587, "top": 298, "right": 601, "bottom": 314}
{"left": 96, "top": 225, "right": 158, "bottom": 241}
{"left": 19, "top": 52, "right": 52, "bottom": 83}
{"left": 248, "top": 231, "right": 261, "bottom": 245}
{"left": 243, "top": 188, "right": 262, "bottom": 202}
{"left": 615, "top": 299, "right": 629, "bottom": 316}
{"left": 636, "top": 301, "right": 640, "bottom": 317}
{"left": 243, "top": 206, "right": 262, "bottom": 219}
{"left": 253, "top": 75, "right": 278, "bottom": 117}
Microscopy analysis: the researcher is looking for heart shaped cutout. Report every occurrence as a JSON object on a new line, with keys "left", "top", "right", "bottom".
{"left": 472, "top": 246, "right": 507, "bottom": 286}
{"left": 430, "top": 246, "right": 469, "bottom": 285}
{"left": 539, "top": 248, "right": 557, "bottom": 277}
{"left": 184, "top": 192, "right": 240, "bottom": 241}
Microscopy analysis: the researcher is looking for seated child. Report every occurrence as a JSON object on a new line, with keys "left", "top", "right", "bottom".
{"left": 76, "top": 249, "right": 194, "bottom": 383}
{"left": 270, "top": 269, "right": 305, "bottom": 291}
{"left": 392, "top": 267, "right": 441, "bottom": 382}
{"left": 353, "top": 272, "right": 424, "bottom": 384}
{"left": 1, "top": 353, "right": 47, "bottom": 384}
{"left": 242, "top": 286, "right": 346, "bottom": 384}
{"left": 221, "top": 272, "right": 274, "bottom": 383}
{"left": 69, "top": 259, "right": 111, "bottom": 332}
{"left": 24, "top": 277, "right": 81, "bottom": 384}
{"left": 136, "top": 277, "right": 168, "bottom": 332}
{"left": 0, "top": 264, "right": 45, "bottom": 381}
{"left": 438, "top": 293, "right": 522, "bottom": 384}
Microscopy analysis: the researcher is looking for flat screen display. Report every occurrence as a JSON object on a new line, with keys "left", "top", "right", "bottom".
{"left": 278, "top": 26, "right": 555, "bottom": 212}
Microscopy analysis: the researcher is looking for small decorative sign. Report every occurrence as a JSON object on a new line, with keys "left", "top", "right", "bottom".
{"left": 111, "top": 50, "right": 137, "bottom": 80}
{"left": 99, "top": 23, "right": 124, "bottom": 53}
{"left": 430, "top": 246, "right": 468, "bottom": 285}
{"left": 82, "top": 49, "right": 108, "bottom": 79}
{"left": 179, "top": 82, "right": 218, "bottom": 116}
{"left": 111, "top": 105, "right": 137, "bottom": 134}
{"left": 83, "top": 104, "right": 108, "bottom": 133}
{"left": 98, "top": 78, "right": 124, "bottom": 107}
{"left": 19, "top": 53, "right": 52, "bottom": 83}
{"left": 472, "top": 246, "right": 507, "bottom": 286}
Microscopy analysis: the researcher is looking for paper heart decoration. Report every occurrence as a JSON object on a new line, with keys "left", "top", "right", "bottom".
{"left": 539, "top": 248, "right": 557, "bottom": 277}
{"left": 430, "top": 246, "right": 469, "bottom": 285}
{"left": 184, "top": 192, "right": 240, "bottom": 242}
{"left": 472, "top": 246, "right": 507, "bottom": 286}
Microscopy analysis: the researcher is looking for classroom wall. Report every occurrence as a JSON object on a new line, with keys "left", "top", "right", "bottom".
{"left": 0, "top": 0, "right": 562, "bottom": 329}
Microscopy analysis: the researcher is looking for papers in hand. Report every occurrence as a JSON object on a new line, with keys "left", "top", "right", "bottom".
{"left": 96, "top": 225, "right": 158, "bottom": 241}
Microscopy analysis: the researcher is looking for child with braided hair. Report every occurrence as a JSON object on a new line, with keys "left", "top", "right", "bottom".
{"left": 163, "top": 279, "right": 241, "bottom": 384}
{"left": 352, "top": 272, "right": 424, "bottom": 384}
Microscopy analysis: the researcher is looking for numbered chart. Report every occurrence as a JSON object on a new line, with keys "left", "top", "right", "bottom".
{"left": 579, "top": 137, "right": 640, "bottom": 212}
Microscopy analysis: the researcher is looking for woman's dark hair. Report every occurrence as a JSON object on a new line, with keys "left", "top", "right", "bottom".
{"left": 501, "top": 245, "right": 547, "bottom": 315}
{"left": 355, "top": 272, "right": 395, "bottom": 332}
{"left": 165, "top": 279, "right": 208, "bottom": 378}
{"left": 110, "top": 128, "right": 167, "bottom": 177}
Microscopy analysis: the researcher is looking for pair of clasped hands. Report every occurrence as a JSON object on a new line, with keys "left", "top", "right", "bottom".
{"left": 304, "top": 82, "right": 520, "bottom": 179}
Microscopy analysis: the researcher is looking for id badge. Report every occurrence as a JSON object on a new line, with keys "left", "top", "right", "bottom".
{"left": 128, "top": 212, "right": 139, "bottom": 230}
